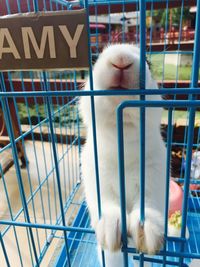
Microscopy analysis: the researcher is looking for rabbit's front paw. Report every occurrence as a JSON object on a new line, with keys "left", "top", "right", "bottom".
{"left": 95, "top": 211, "right": 122, "bottom": 252}
{"left": 128, "top": 208, "right": 164, "bottom": 254}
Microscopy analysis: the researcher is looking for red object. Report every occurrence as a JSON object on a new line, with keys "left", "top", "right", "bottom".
{"left": 169, "top": 180, "right": 183, "bottom": 217}
{"left": 189, "top": 184, "right": 200, "bottom": 191}
{"left": 90, "top": 24, "right": 106, "bottom": 29}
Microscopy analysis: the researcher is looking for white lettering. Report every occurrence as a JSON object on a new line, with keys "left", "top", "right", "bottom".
{"left": 0, "top": 28, "right": 20, "bottom": 59}
{"left": 59, "top": 24, "right": 84, "bottom": 58}
{"left": 22, "top": 26, "right": 56, "bottom": 59}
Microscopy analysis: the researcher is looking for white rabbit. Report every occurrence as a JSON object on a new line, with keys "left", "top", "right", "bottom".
{"left": 80, "top": 44, "right": 166, "bottom": 267}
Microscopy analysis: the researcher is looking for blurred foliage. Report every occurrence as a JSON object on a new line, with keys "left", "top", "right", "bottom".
{"left": 18, "top": 103, "right": 82, "bottom": 126}
{"left": 147, "top": 7, "right": 193, "bottom": 28}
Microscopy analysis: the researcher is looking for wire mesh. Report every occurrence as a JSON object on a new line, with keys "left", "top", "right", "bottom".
{"left": 0, "top": 0, "right": 200, "bottom": 267}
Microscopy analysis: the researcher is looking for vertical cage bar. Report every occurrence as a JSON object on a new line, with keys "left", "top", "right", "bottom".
{"left": 83, "top": 0, "right": 102, "bottom": 218}
{"left": 139, "top": 0, "right": 146, "bottom": 224}
{"left": 161, "top": 0, "right": 169, "bottom": 87}
{"left": 191, "top": 1, "right": 200, "bottom": 89}
{"left": 139, "top": 2, "right": 146, "bottom": 265}
{"left": 84, "top": 0, "right": 105, "bottom": 265}
{"left": 0, "top": 165, "right": 25, "bottom": 267}
{"left": 33, "top": 0, "right": 39, "bottom": 12}
{"left": 0, "top": 231, "right": 11, "bottom": 267}
{"left": 42, "top": 72, "right": 71, "bottom": 267}
{"left": 179, "top": 110, "right": 196, "bottom": 267}
{"left": 163, "top": 108, "right": 173, "bottom": 267}
{"left": 117, "top": 106, "right": 129, "bottom": 267}
{"left": 179, "top": 0, "right": 200, "bottom": 266}
{"left": 5, "top": 0, "right": 11, "bottom": 14}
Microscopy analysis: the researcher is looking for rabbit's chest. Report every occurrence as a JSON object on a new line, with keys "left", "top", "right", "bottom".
{"left": 99, "top": 155, "right": 140, "bottom": 211}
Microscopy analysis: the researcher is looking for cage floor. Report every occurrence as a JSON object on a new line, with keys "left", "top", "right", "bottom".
{"left": 55, "top": 203, "right": 200, "bottom": 267}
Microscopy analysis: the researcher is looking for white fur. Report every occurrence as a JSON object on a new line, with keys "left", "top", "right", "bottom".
{"left": 80, "top": 44, "right": 166, "bottom": 267}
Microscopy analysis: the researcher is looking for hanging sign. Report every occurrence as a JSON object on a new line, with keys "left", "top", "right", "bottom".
{"left": 0, "top": 9, "right": 89, "bottom": 70}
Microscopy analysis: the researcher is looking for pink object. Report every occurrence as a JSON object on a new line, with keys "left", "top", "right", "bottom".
{"left": 169, "top": 180, "right": 183, "bottom": 217}
{"left": 189, "top": 184, "right": 200, "bottom": 191}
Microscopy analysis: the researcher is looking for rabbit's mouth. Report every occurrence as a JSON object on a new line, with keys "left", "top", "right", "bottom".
{"left": 108, "top": 87, "right": 129, "bottom": 90}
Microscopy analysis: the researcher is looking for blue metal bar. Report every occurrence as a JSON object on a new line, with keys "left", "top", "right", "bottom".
{"left": 64, "top": 101, "right": 74, "bottom": 212}
{"left": 59, "top": 73, "right": 70, "bottom": 201}
{"left": 51, "top": 0, "right": 71, "bottom": 7}
{"left": 17, "top": 0, "right": 21, "bottom": 12}
{"left": 0, "top": 220, "right": 95, "bottom": 234}
{"left": 139, "top": 0, "right": 146, "bottom": 225}
{"left": 146, "top": 51, "right": 193, "bottom": 55}
{"left": 138, "top": 2, "right": 146, "bottom": 266}
{"left": 133, "top": 255, "right": 188, "bottom": 266}
{"left": 0, "top": 166, "right": 24, "bottom": 267}
{"left": 71, "top": 74, "right": 79, "bottom": 185}
{"left": 161, "top": 0, "right": 169, "bottom": 88}
{"left": 139, "top": 0, "right": 146, "bottom": 91}
{"left": 147, "top": 1, "right": 154, "bottom": 61}
{"left": 179, "top": 0, "right": 200, "bottom": 266}
{"left": 33, "top": 0, "right": 39, "bottom": 12}
{"left": 123, "top": 246, "right": 200, "bottom": 260}
{"left": 76, "top": 100, "right": 82, "bottom": 184}
{"left": 56, "top": 72, "right": 68, "bottom": 202}
{"left": 117, "top": 107, "right": 129, "bottom": 267}
{"left": 84, "top": 0, "right": 105, "bottom": 265}
{"left": 108, "top": 3, "right": 111, "bottom": 43}
{"left": 115, "top": 100, "right": 200, "bottom": 109}
{"left": 179, "top": 110, "right": 189, "bottom": 180}
{"left": 26, "top": 0, "right": 31, "bottom": 11}
{"left": 174, "top": 0, "right": 185, "bottom": 86}
{"left": 80, "top": 0, "right": 180, "bottom": 6}
{"left": 0, "top": 231, "right": 11, "bottom": 267}
{"left": 163, "top": 108, "right": 173, "bottom": 267}
{"left": 94, "top": 1, "right": 100, "bottom": 53}
{"left": 42, "top": 72, "right": 71, "bottom": 267}
{"left": 84, "top": 0, "right": 102, "bottom": 218}
{"left": 135, "top": 1, "right": 139, "bottom": 45}
{"left": 2, "top": 88, "right": 200, "bottom": 98}
{"left": 121, "top": 0, "right": 126, "bottom": 43}
{"left": 191, "top": 5, "right": 200, "bottom": 90}
{"left": 42, "top": 0, "right": 47, "bottom": 10}
{"left": 67, "top": 73, "right": 76, "bottom": 191}
{"left": 5, "top": 0, "right": 11, "bottom": 14}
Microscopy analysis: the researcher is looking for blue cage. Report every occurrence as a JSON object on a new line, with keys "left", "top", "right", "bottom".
{"left": 0, "top": 0, "right": 200, "bottom": 266}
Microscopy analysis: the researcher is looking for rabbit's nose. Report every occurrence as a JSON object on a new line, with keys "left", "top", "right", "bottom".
{"left": 112, "top": 63, "right": 133, "bottom": 70}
